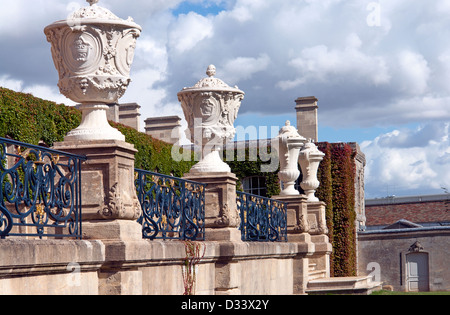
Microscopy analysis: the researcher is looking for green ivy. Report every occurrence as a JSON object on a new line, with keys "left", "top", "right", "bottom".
{"left": 316, "top": 143, "right": 335, "bottom": 273}
{"left": 0, "top": 87, "right": 81, "bottom": 145}
{"left": 112, "top": 122, "right": 194, "bottom": 177}
{"left": 0, "top": 86, "right": 194, "bottom": 178}
{"left": 316, "top": 142, "right": 357, "bottom": 277}
{"left": 225, "top": 146, "right": 281, "bottom": 197}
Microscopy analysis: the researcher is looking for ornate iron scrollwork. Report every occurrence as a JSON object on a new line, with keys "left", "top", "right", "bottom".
{"left": 237, "top": 191, "right": 288, "bottom": 242}
{"left": 135, "top": 169, "right": 206, "bottom": 241}
{"left": 0, "top": 138, "right": 86, "bottom": 239}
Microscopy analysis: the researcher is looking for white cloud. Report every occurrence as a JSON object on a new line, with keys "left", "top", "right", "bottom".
{"left": 221, "top": 54, "right": 270, "bottom": 84}
{"left": 278, "top": 33, "right": 390, "bottom": 90}
{"left": 397, "top": 51, "right": 431, "bottom": 95}
{"left": 168, "top": 12, "right": 214, "bottom": 53}
{"left": 226, "top": 0, "right": 269, "bottom": 23}
{"left": 362, "top": 123, "right": 450, "bottom": 198}
{"left": 0, "top": 75, "right": 23, "bottom": 92}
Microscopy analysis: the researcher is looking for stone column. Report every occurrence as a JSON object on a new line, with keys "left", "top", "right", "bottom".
{"left": 295, "top": 96, "right": 319, "bottom": 143}
{"left": 52, "top": 140, "right": 142, "bottom": 241}
{"left": 307, "top": 201, "right": 332, "bottom": 280}
{"left": 272, "top": 194, "right": 315, "bottom": 294}
{"left": 184, "top": 172, "right": 241, "bottom": 242}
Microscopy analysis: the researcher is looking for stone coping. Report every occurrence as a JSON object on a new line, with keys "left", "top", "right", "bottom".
{"left": 0, "top": 238, "right": 305, "bottom": 274}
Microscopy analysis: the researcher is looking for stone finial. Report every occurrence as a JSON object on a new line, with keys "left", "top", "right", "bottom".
{"left": 87, "top": 0, "right": 99, "bottom": 6}
{"left": 206, "top": 65, "right": 216, "bottom": 77}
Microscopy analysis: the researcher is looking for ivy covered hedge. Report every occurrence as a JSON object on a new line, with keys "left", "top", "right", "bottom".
{"left": 317, "top": 142, "right": 357, "bottom": 277}
{"left": 225, "top": 146, "right": 281, "bottom": 197}
{"left": 0, "top": 87, "right": 81, "bottom": 145}
{"left": 0, "top": 87, "right": 193, "bottom": 177}
{"left": 112, "top": 122, "right": 194, "bottom": 177}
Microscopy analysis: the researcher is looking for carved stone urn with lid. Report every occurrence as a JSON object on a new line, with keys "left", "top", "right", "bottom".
{"left": 178, "top": 65, "right": 245, "bottom": 173}
{"left": 44, "top": 0, "right": 141, "bottom": 141}
{"left": 277, "top": 121, "right": 307, "bottom": 196}
{"left": 298, "top": 140, "right": 325, "bottom": 202}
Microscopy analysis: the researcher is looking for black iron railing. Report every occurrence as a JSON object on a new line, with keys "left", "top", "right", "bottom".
{"left": 135, "top": 169, "right": 206, "bottom": 241}
{"left": 237, "top": 191, "right": 288, "bottom": 242}
{"left": 0, "top": 138, "right": 86, "bottom": 239}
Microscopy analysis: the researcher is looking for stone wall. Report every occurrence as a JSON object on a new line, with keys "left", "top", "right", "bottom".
{"left": 0, "top": 238, "right": 306, "bottom": 295}
{"left": 358, "top": 228, "right": 450, "bottom": 292}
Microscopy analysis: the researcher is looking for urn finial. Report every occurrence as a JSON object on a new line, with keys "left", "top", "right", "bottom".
{"left": 206, "top": 65, "right": 216, "bottom": 77}
{"left": 87, "top": 0, "right": 99, "bottom": 6}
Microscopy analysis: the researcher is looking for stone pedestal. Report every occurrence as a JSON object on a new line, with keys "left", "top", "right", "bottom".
{"left": 307, "top": 202, "right": 332, "bottom": 281}
{"left": 52, "top": 140, "right": 142, "bottom": 241}
{"left": 306, "top": 201, "right": 328, "bottom": 235}
{"left": 183, "top": 171, "right": 241, "bottom": 242}
{"left": 273, "top": 194, "right": 310, "bottom": 237}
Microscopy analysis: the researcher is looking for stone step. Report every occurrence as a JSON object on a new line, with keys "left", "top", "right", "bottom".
{"left": 308, "top": 269, "right": 327, "bottom": 281}
{"left": 307, "top": 276, "right": 383, "bottom": 295}
{"left": 308, "top": 263, "right": 317, "bottom": 272}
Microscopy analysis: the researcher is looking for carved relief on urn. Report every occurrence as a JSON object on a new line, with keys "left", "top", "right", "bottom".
{"left": 276, "top": 121, "right": 307, "bottom": 196}
{"left": 298, "top": 140, "right": 325, "bottom": 202}
{"left": 44, "top": 0, "right": 141, "bottom": 141}
{"left": 178, "top": 65, "right": 245, "bottom": 173}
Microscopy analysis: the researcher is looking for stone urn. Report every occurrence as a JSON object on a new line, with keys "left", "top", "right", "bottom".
{"left": 298, "top": 140, "right": 325, "bottom": 202}
{"left": 44, "top": 0, "right": 141, "bottom": 141}
{"left": 277, "top": 121, "right": 307, "bottom": 196}
{"left": 178, "top": 65, "right": 245, "bottom": 173}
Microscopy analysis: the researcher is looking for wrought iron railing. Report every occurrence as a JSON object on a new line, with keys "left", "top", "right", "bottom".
{"left": 0, "top": 137, "right": 86, "bottom": 239}
{"left": 135, "top": 169, "right": 206, "bottom": 241}
{"left": 237, "top": 191, "right": 288, "bottom": 242}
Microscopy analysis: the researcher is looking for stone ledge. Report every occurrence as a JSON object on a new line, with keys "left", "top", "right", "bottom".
{"left": 215, "top": 241, "right": 300, "bottom": 261}
{"left": 0, "top": 239, "right": 105, "bottom": 277}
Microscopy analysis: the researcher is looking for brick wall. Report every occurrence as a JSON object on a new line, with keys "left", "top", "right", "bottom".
{"left": 365, "top": 199, "right": 449, "bottom": 226}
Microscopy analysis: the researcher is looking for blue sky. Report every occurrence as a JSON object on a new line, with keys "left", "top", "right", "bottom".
{"left": 173, "top": 1, "right": 226, "bottom": 16}
{"left": 0, "top": 0, "right": 449, "bottom": 198}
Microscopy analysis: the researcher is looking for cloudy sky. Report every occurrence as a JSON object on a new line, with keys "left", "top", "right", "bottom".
{"left": 0, "top": 0, "right": 449, "bottom": 198}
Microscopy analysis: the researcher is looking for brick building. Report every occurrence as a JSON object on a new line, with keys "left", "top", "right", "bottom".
{"left": 365, "top": 194, "right": 450, "bottom": 230}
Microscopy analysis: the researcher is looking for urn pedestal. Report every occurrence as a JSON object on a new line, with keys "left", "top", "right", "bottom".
{"left": 183, "top": 172, "right": 241, "bottom": 242}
